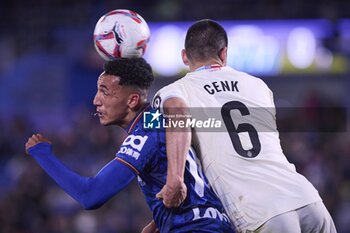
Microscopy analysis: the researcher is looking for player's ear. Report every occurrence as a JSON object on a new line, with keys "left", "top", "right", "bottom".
{"left": 219, "top": 47, "right": 228, "bottom": 66}
{"left": 181, "top": 49, "right": 189, "bottom": 66}
{"left": 128, "top": 93, "right": 141, "bottom": 110}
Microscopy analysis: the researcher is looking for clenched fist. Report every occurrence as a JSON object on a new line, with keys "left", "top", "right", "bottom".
{"left": 25, "top": 134, "right": 51, "bottom": 154}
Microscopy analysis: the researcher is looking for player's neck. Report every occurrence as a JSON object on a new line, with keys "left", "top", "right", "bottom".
{"left": 121, "top": 102, "right": 149, "bottom": 130}
{"left": 189, "top": 58, "right": 225, "bottom": 72}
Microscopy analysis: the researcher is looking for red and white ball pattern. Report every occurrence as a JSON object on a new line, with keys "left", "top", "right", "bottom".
{"left": 93, "top": 9, "right": 150, "bottom": 60}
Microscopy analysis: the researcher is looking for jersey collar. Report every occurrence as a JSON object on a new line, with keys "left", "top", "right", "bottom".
{"left": 194, "top": 64, "right": 222, "bottom": 72}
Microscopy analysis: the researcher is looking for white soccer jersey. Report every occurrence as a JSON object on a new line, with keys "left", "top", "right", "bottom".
{"left": 152, "top": 66, "right": 321, "bottom": 232}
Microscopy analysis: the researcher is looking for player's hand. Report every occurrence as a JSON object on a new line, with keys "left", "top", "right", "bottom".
{"left": 156, "top": 178, "right": 187, "bottom": 208}
{"left": 25, "top": 134, "right": 51, "bottom": 154}
{"left": 141, "top": 220, "right": 159, "bottom": 233}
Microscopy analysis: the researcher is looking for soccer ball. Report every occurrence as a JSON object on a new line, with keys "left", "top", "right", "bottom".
{"left": 93, "top": 9, "right": 150, "bottom": 60}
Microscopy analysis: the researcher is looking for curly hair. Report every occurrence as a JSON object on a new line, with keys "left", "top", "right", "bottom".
{"left": 103, "top": 58, "right": 154, "bottom": 90}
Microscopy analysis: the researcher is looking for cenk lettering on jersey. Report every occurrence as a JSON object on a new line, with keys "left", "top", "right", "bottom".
{"left": 204, "top": 80, "right": 239, "bottom": 95}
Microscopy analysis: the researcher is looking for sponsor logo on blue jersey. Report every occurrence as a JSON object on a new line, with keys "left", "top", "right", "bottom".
{"left": 118, "top": 146, "right": 141, "bottom": 160}
{"left": 122, "top": 135, "right": 148, "bottom": 151}
{"left": 118, "top": 135, "right": 148, "bottom": 160}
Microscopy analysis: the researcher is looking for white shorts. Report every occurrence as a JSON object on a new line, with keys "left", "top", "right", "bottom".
{"left": 251, "top": 201, "right": 337, "bottom": 233}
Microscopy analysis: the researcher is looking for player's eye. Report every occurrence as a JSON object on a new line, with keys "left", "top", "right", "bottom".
{"left": 100, "top": 89, "right": 109, "bottom": 96}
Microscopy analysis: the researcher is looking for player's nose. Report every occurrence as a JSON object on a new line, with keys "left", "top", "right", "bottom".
{"left": 93, "top": 93, "right": 101, "bottom": 106}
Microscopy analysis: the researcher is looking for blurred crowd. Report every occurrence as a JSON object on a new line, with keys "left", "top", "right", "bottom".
{"left": 0, "top": 0, "right": 350, "bottom": 233}
{"left": 0, "top": 0, "right": 349, "bottom": 60}
{"left": 0, "top": 109, "right": 152, "bottom": 233}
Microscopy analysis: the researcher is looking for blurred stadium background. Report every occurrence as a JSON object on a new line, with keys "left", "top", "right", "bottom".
{"left": 0, "top": 0, "right": 350, "bottom": 232}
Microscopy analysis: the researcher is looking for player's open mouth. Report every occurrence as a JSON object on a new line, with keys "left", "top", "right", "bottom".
{"left": 95, "top": 111, "right": 104, "bottom": 117}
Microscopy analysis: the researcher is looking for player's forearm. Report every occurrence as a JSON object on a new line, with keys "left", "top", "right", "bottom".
{"left": 163, "top": 98, "right": 192, "bottom": 185}
{"left": 27, "top": 142, "right": 135, "bottom": 209}
{"left": 165, "top": 128, "right": 191, "bottom": 183}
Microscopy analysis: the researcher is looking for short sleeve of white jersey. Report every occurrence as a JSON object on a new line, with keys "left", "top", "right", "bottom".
{"left": 152, "top": 82, "right": 188, "bottom": 113}
{"left": 258, "top": 78, "right": 276, "bottom": 118}
{"left": 267, "top": 87, "right": 277, "bottom": 119}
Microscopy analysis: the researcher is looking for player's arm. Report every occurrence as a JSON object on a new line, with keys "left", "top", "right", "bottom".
{"left": 25, "top": 134, "right": 136, "bottom": 210}
{"left": 141, "top": 220, "right": 159, "bottom": 233}
{"left": 156, "top": 97, "right": 191, "bottom": 207}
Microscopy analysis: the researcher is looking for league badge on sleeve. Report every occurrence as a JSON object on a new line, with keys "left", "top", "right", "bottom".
{"left": 152, "top": 95, "right": 161, "bottom": 110}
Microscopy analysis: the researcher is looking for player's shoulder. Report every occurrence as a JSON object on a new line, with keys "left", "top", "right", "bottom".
{"left": 152, "top": 77, "right": 189, "bottom": 110}
{"left": 117, "top": 118, "right": 161, "bottom": 174}
{"left": 230, "top": 67, "right": 271, "bottom": 90}
{"left": 134, "top": 111, "right": 162, "bottom": 134}
{"left": 157, "top": 76, "right": 187, "bottom": 94}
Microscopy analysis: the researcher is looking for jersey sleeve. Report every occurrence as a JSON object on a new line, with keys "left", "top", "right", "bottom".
{"left": 115, "top": 130, "right": 157, "bottom": 175}
{"left": 261, "top": 79, "right": 276, "bottom": 116}
{"left": 152, "top": 83, "right": 188, "bottom": 113}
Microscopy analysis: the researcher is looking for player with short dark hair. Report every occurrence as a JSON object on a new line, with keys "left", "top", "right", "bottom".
{"left": 184, "top": 19, "right": 228, "bottom": 62}
{"left": 25, "top": 58, "right": 234, "bottom": 233}
{"left": 153, "top": 19, "right": 337, "bottom": 233}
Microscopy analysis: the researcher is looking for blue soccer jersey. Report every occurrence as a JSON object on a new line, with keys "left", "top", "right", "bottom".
{"left": 115, "top": 105, "right": 234, "bottom": 233}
